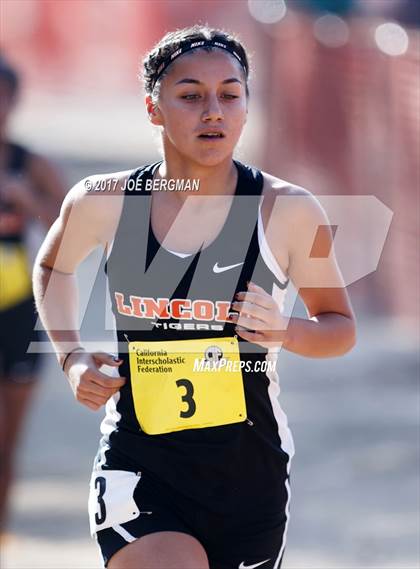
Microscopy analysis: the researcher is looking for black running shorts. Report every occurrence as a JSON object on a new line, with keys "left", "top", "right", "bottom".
{"left": 0, "top": 297, "right": 42, "bottom": 382}
{"left": 91, "top": 463, "right": 289, "bottom": 569}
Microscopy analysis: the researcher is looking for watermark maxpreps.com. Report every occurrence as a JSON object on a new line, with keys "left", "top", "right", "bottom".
{"left": 193, "top": 358, "right": 276, "bottom": 373}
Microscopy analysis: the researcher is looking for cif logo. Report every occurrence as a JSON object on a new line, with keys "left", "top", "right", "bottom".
{"left": 204, "top": 345, "right": 223, "bottom": 364}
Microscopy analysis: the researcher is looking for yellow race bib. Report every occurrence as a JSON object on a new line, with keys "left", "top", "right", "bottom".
{"left": 0, "top": 242, "right": 32, "bottom": 311}
{"left": 128, "top": 336, "right": 247, "bottom": 435}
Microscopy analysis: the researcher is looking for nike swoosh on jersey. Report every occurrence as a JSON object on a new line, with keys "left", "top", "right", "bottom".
{"left": 238, "top": 560, "right": 271, "bottom": 569}
{"left": 213, "top": 262, "right": 244, "bottom": 273}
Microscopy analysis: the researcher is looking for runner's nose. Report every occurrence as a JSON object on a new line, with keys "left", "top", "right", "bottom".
{"left": 201, "top": 93, "right": 223, "bottom": 122}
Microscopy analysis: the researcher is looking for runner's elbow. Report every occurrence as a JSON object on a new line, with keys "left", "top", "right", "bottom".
{"left": 339, "top": 317, "right": 357, "bottom": 355}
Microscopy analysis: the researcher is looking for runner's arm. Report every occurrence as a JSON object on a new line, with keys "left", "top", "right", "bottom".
{"left": 32, "top": 179, "right": 104, "bottom": 367}
{"left": 259, "top": 186, "right": 356, "bottom": 357}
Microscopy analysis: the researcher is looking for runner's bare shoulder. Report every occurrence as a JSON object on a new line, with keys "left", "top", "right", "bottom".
{"left": 261, "top": 169, "right": 313, "bottom": 201}
{"left": 65, "top": 170, "right": 133, "bottom": 246}
{"left": 259, "top": 170, "right": 327, "bottom": 276}
{"left": 260, "top": 169, "right": 340, "bottom": 290}
{"left": 260, "top": 169, "right": 327, "bottom": 230}
{"left": 37, "top": 170, "right": 133, "bottom": 273}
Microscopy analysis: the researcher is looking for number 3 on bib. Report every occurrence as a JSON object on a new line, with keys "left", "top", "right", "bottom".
{"left": 128, "top": 337, "right": 247, "bottom": 434}
{"left": 176, "top": 378, "right": 196, "bottom": 418}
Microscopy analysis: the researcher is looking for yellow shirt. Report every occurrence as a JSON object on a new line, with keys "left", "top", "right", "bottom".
{"left": 0, "top": 242, "right": 32, "bottom": 311}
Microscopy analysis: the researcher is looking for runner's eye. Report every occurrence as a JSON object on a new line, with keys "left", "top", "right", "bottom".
{"left": 180, "top": 94, "right": 201, "bottom": 100}
{"left": 180, "top": 93, "right": 239, "bottom": 101}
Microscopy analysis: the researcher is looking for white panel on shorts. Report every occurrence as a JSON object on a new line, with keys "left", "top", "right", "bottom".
{"left": 112, "top": 524, "right": 137, "bottom": 543}
{"left": 88, "top": 469, "right": 141, "bottom": 536}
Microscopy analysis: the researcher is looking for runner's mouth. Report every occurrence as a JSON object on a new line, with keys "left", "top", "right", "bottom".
{"left": 197, "top": 132, "right": 226, "bottom": 140}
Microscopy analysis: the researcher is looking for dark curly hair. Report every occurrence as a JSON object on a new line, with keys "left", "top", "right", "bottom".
{"left": 141, "top": 25, "right": 251, "bottom": 100}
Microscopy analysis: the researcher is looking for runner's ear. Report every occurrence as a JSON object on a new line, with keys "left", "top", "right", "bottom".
{"left": 145, "top": 95, "right": 163, "bottom": 126}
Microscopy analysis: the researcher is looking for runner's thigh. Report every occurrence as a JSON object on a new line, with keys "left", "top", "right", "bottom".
{"left": 107, "top": 530, "right": 209, "bottom": 568}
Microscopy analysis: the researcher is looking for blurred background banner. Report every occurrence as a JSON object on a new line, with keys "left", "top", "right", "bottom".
{"left": 0, "top": 1, "right": 418, "bottom": 568}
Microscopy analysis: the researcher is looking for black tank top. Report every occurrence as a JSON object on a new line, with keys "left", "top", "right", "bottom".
{"left": 97, "top": 160, "right": 294, "bottom": 513}
{"left": 106, "top": 159, "right": 287, "bottom": 342}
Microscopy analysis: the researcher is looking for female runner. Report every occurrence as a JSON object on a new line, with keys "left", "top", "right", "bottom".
{"left": 33, "top": 26, "right": 356, "bottom": 569}
{"left": 0, "top": 55, "right": 64, "bottom": 537}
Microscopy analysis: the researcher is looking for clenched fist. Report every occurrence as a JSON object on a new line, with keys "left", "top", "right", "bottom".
{"left": 64, "top": 350, "right": 126, "bottom": 411}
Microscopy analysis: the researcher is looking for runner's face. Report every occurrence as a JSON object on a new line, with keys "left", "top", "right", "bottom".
{"left": 151, "top": 49, "right": 248, "bottom": 166}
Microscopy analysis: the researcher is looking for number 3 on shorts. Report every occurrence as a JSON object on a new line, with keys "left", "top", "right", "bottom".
{"left": 94, "top": 476, "right": 107, "bottom": 524}
{"left": 88, "top": 470, "right": 141, "bottom": 535}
